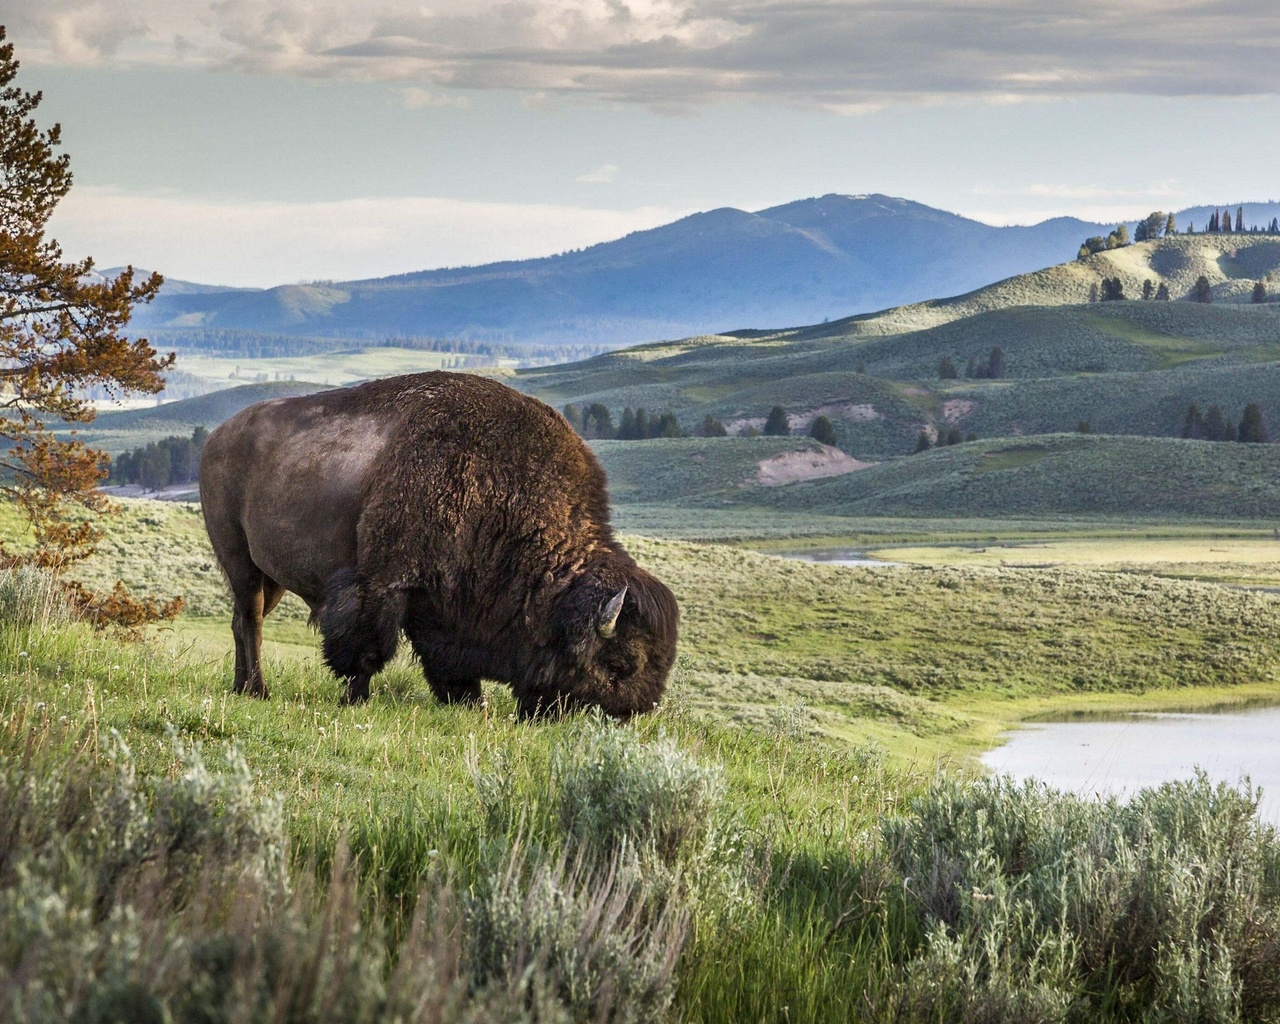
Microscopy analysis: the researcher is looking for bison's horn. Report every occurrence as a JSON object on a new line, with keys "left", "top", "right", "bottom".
{"left": 598, "top": 586, "right": 627, "bottom": 638}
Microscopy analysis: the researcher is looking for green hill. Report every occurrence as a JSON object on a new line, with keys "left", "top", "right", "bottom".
{"left": 79, "top": 381, "right": 333, "bottom": 452}
{"left": 592, "top": 433, "right": 1280, "bottom": 521}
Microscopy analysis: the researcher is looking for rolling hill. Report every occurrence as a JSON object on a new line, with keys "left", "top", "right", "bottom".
{"left": 130, "top": 195, "right": 1106, "bottom": 347}
{"left": 513, "top": 234, "right": 1280, "bottom": 459}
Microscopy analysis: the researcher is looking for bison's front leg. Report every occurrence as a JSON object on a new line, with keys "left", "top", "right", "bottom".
{"left": 425, "top": 674, "right": 483, "bottom": 706}
{"left": 341, "top": 674, "right": 372, "bottom": 705}
{"left": 319, "top": 569, "right": 402, "bottom": 704}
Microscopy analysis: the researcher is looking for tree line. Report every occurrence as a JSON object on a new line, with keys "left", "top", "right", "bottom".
{"left": 109, "top": 427, "right": 209, "bottom": 490}
{"left": 1090, "top": 275, "right": 1270, "bottom": 303}
{"left": 562, "top": 404, "right": 686, "bottom": 440}
{"left": 1079, "top": 208, "right": 1280, "bottom": 259}
{"left": 939, "top": 346, "right": 1005, "bottom": 380}
{"left": 1181, "top": 402, "right": 1269, "bottom": 443}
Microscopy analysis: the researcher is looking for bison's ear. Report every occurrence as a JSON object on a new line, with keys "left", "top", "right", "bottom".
{"left": 598, "top": 586, "right": 627, "bottom": 638}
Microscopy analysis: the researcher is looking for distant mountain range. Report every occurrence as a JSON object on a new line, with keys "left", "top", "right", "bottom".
{"left": 125, "top": 195, "right": 1113, "bottom": 348}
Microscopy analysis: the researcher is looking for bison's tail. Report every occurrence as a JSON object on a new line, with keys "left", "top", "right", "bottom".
{"left": 318, "top": 568, "right": 402, "bottom": 680}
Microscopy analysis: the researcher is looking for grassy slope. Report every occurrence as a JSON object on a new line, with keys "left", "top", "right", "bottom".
{"left": 591, "top": 433, "right": 1280, "bottom": 522}
{"left": 21, "top": 497, "right": 1280, "bottom": 759}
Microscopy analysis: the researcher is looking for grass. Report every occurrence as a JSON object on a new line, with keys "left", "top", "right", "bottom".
{"left": 8, "top": 524, "right": 1280, "bottom": 1019}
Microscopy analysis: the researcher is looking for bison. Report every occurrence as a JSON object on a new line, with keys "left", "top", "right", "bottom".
{"left": 199, "top": 372, "right": 678, "bottom": 717}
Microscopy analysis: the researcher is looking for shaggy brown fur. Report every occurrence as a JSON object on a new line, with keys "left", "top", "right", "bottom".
{"left": 199, "top": 372, "right": 679, "bottom": 716}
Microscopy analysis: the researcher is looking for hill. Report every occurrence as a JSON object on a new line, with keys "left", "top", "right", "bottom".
{"left": 591, "top": 434, "right": 1280, "bottom": 522}
{"left": 130, "top": 195, "right": 1105, "bottom": 348}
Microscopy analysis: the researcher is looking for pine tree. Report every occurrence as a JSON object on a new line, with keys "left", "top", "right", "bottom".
{"left": 1253, "top": 281, "right": 1268, "bottom": 304}
{"left": 1156, "top": 282, "right": 1171, "bottom": 301}
{"left": 1101, "top": 277, "right": 1126, "bottom": 301}
{"left": 808, "top": 415, "right": 838, "bottom": 446}
{"left": 1204, "top": 404, "right": 1228, "bottom": 441}
{"left": 913, "top": 430, "right": 932, "bottom": 454}
{"left": 1088, "top": 282, "right": 1100, "bottom": 303}
{"left": 1165, "top": 212, "right": 1177, "bottom": 236}
{"left": 699, "top": 414, "right": 727, "bottom": 437}
{"left": 938, "top": 355, "right": 958, "bottom": 380}
{"left": 1237, "top": 207, "right": 1245, "bottom": 232}
{"left": 1182, "top": 402, "right": 1204, "bottom": 439}
{"left": 0, "top": 30, "right": 172, "bottom": 572}
{"left": 633, "top": 408, "right": 648, "bottom": 439}
{"left": 986, "top": 346, "right": 1006, "bottom": 379}
{"left": 563, "top": 404, "right": 583, "bottom": 433}
{"left": 943, "top": 427, "right": 962, "bottom": 446}
{"left": 1077, "top": 420, "right": 1092, "bottom": 434}
{"left": 763, "top": 405, "right": 790, "bottom": 436}
{"left": 1238, "top": 403, "right": 1269, "bottom": 443}
{"left": 1142, "top": 279, "right": 1155, "bottom": 301}
{"left": 618, "top": 407, "right": 636, "bottom": 440}
{"left": 1194, "top": 275, "right": 1213, "bottom": 303}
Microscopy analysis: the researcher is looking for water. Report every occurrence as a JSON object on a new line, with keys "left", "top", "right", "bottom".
{"left": 982, "top": 706, "right": 1280, "bottom": 822}
{"left": 780, "top": 548, "right": 898, "bottom": 567}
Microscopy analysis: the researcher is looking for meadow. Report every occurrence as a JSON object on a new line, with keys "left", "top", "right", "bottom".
{"left": 8, "top": 491, "right": 1280, "bottom": 1020}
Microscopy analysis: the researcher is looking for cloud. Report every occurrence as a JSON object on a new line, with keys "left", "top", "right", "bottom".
{"left": 395, "top": 86, "right": 469, "bottom": 109}
{"left": 5, "top": 0, "right": 1280, "bottom": 107}
{"left": 576, "top": 163, "right": 619, "bottom": 183}
{"left": 45, "top": 187, "right": 684, "bottom": 287}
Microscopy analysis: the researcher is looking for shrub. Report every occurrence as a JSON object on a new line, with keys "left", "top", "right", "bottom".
{"left": 0, "top": 565, "right": 71, "bottom": 631}
{"left": 466, "top": 845, "right": 687, "bottom": 1024}
{"left": 555, "top": 716, "right": 724, "bottom": 864}
{"left": 878, "top": 773, "right": 1280, "bottom": 1019}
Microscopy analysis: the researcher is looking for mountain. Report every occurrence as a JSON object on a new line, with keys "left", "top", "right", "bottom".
{"left": 130, "top": 195, "right": 1107, "bottom": 348}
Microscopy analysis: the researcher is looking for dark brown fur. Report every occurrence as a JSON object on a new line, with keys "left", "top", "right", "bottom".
{"left": 199, "top": 372, "right": 679, "bottom": 716}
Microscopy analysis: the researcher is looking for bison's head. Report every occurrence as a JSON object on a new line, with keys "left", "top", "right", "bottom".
{"left": 541, "top": 561, "right": 679, "bottom": 719}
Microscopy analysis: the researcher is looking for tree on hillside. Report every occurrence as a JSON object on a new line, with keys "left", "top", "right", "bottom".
{"left": 1237, "top": 207, "right": 1245, "bottom": 232}
{"left": 913, "top": 430, "right": 932, "bottom": 454}
{"left": 1271, "top": 218, "right": 1279, "bottom": 233}
{"left": 1254, "top": 281, "right": 1268, "bottom": 304}
{"left": 1088, "top": 282, "right": 1100, "bottom": 303}
{"left": 0, "top": 30, "right": 175, "bottom": 593}
{"left": 1193, "top": 275, "right": 1213, "bottom": 303}
{"left": 1142, "top": 279, "right": 1155, "bottom": 301}
{"left": 1078, "top": 225, "right": 1130, "bottom": 260}
{"left": 1238, "top": 403, "right": 1269, "bottom": 444}
{"left": 1165, "top": 212, "right": 1177, "bottom": 236}
{"left": 1077, "top": 420, "right": 1092, "bottom": 434}
{"left": 1203, "top": 405, "right": 1233, "bottom": 442}
{"left": 1182, "top": 402, "right": 1204, "bottom": 439}
{"left": 1134, "top": 212, "right": 1166, "bottom": 242}
{"left": 938, "top": 355, "right": 958, "bottom": 380}
{"left": 1101, "top": 277, "right": 1126, "bottom": 301}
{"left": 809, "top": 415, "right": 838, "bottom": 446}
{"left": 763, "top": 405, "right": 790, "bottom": 436}
{"left": 582, "top": 403, "right": 615, "bottom": 439}
{"left": 971, "top": 345, "right": 1006, "bottom": 379}
{"left": 698, "top": 414, "right": 728, "bottom": 437}
{"left": 1156, "top": 282, "right": 1171, "bottom": 301}
{"left": 562, "top": 403, "right": 583, "bottom": 433}
{"left": 618, "top": 406, "right": 637, "bottom": 439}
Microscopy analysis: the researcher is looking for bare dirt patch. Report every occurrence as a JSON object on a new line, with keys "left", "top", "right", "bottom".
{"left": 753, "top": 447, "right": 874, "bottom": 487}
{"left": 941, "top": 399, "right": 975, "bottom": 423}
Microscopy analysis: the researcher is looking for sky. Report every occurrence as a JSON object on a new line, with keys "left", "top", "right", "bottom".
{"left": 6, "top": 0, "right": 1280, "bottom": 287}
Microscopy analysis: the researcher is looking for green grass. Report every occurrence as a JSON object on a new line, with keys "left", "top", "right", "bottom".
{"left": 9, "top": 496, "right": 1280, "bottom": 1019}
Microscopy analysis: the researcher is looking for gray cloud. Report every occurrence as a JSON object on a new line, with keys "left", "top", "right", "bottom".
{"left": 4, "top": 0, "right": 1279, "bottom": 105}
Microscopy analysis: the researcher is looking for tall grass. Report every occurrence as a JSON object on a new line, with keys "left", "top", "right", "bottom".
{"left": 7, "top": 565, "right": 1280, "bottom": 1021}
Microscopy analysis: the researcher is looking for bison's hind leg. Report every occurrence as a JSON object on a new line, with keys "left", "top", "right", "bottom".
{"left": 319, "top": 569, "right": 402, "bottom": 704}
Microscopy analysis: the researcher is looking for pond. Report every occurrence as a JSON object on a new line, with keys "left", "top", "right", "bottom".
{"left": 778, "top": 548, "right": 898, "bottom": 567}
{"left": 982, "top": 706, "right": 1280, "bottom": 823}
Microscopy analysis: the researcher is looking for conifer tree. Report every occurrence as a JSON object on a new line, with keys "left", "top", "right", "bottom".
{"left": 986, "top": 346, "right": 1006, "bottom": 379}
{"left": 618, "top": 406, "right": 636, "bottom": 440}
{"left": 938, "top": 355, "right": 958, "bottom": 380}
{"left": 1253, "top": 281, "right": 1268, "bottom": 304}
{"left": 563, "top": 404, "right": 583, "bottom": 433}
{"left": 0, "top": 30, "right": 172, "bottom": 571}
{"left": 1204, "top": 404, "right": 1229, "bottom": 441}
{"left": 1156, "top": 282, "right": 1170, "bottom": 301}
{"left": 698, "top": 414, "right": 728, "bottom": 437}
{"left": 913, "top": 430, "right": 932, "bottom": 454}
{"left": 1182, "top": 402, "right": 1204, "bottom": 439}
{"left": 1237, "top": 207, "right": 1245, "bottom": 232}
{"left": 1165, "top": 212, "right": 1177, "bottom": 236}
{"left": 1194, "top": 275, "right": 1213, "bottom": 303}
{"left": 809, "top": 415, "right": 838, "bottom": 446}
{"left": 763, "top": 405, "right": 790, "bottom": 436}
{"left": 1238, "top": 403, "right": 1268, "bottom": 444}
{"left": 1142, "top": 279, "right": 1155, "bottom": 301}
